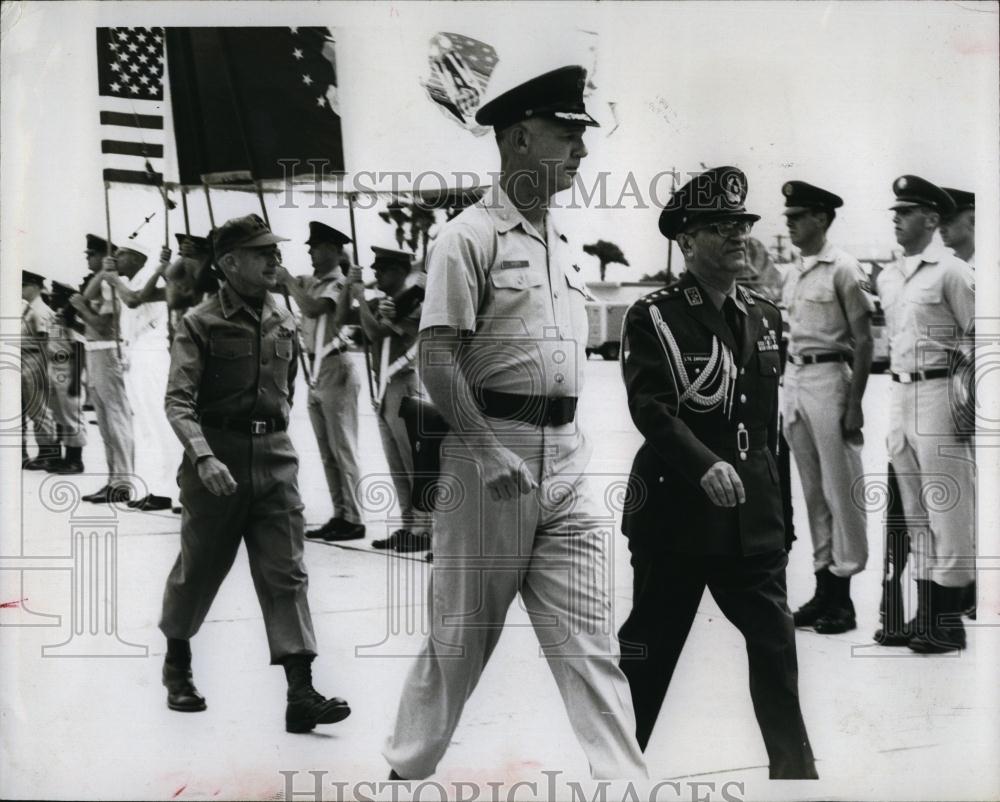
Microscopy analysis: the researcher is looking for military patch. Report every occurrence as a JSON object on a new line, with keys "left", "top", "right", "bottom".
{"left": 684, "top": 287, "right": 703, "bottom": 306}
{"left": 501, "top": 260, "right": 530, "bottom": 270}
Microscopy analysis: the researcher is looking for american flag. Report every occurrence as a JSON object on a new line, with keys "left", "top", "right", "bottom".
{"left": 96, "top": 27, "right": 167, "bottom": 185}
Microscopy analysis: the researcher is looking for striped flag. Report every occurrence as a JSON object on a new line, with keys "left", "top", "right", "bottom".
{"left": 96, "top": 27, "right": 167, "bottom": 185}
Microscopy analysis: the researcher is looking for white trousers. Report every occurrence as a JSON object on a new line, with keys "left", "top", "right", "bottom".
{"left": 888, "top": 379, "right": 975, "bottom": 587}
{"left": 384, "top": 420, "right": 647, "bottom": 780}
{"left": 783, "top": 362, "right": 868, "bottom": 577}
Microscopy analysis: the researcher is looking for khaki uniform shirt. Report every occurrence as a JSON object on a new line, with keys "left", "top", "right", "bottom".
{"left": 21, "top": 296, "right": 53, "bottom": 350}
{"left": 298, "top": 271, "right": 345, "bottom": 355}
{"left": 369, "top": 296, "right": 421, "bottom": 386}
{"left": 876, "top": 242, "right": 975, "bottom": 373}
{"left": 165, "top": 284, "right": 299, "bottom": 463}
{"left": 419, "top": 186, "right": 593, "bottom": 397}
{"left": 781, "top": 242, "right": 874, "bottom": 358}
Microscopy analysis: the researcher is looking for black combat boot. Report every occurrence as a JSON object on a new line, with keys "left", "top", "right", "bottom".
{"left": 283, "top": 654, "right": 351, "bottom": 733}
{"left": 162, "top": 638, "right": 206, "bottom": 712}
{"left": 875, "top": 578, "right": 927, "bottom": 646}
{"left": 793, "top": 568, "right": 830, "bottom": 627}
{"left": 814, "top": 574, "right": 857, "bottom": 634}
{"left": 908, "top": 583, "right": 967, "bottom": 654}
{"left": 50, "top": 445, "right": 83, "bottom": 473}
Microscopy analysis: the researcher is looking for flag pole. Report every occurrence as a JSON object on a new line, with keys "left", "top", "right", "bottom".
{"left": 202, "top": 180, "right": 216, "bottom": 228}
{"left": 348, "top": 193, "right": 375, "bottom": 402}
{"left": 103, "top": 180, "right": 122, "bottom": 360}
{"left": 181, "top": 185, "right": 191, "bottom": 235}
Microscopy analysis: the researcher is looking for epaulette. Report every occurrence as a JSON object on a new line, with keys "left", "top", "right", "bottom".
{"left": 740, "top": 284, "right": 778, "bottom": 311}
{"left": 636, "top": 281, "right": 685, "bottom": 307}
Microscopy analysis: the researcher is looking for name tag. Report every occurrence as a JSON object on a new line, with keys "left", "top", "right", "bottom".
{"left": 683, "top": 354, "right": 711, "bottom": 364}
{"left": 501, "top": 260, "right": 530, "bottom": 270}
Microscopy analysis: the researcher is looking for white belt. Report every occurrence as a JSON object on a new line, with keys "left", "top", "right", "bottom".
{"left": 85, "top": 341, "right": 127, "bottom": 352}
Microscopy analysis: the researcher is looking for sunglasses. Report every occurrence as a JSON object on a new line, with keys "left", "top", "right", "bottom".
{"left": 690, "top": 220, "right": 754, "bottom": 239}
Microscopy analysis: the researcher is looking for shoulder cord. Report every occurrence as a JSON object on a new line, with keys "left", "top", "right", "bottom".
{"left": 648, "top": 304, "right": 736, "bottom": 416}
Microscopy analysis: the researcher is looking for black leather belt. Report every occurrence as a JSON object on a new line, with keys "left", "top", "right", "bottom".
{"left": 477, "top": 389, "right": 578, "bottom": 427}
{"left": 700, "top": 425, "right": 768, "bottom": 460}
{"left": 200, "top": 413, "right": 287, "bottom": 434}
{"left": 306, "top": 347, "right": 347, "bottom": 360}
{"left": 788, "top": 352, "right": 848, "bottom": 366}
{"left": 892, "top": 368, "right": 950, "bottom": 384}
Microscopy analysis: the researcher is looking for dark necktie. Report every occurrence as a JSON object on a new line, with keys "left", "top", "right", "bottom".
{"left": 723, "top": 296, "right": 743, "bottom": 358}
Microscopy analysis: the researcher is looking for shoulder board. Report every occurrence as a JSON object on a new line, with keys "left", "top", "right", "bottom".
{"left": 741, "top": 285, "right": 779, "bottom": 311}
{"left": 636, "top": 282, "right": 686, "bottom": 307}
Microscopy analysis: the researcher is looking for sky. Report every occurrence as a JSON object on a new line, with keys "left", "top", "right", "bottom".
{"left": 1, "top": 0, "right": 998, "bottom": 301}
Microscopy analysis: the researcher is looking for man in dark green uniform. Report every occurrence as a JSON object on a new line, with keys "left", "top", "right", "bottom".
{"left": 159, "top": 214, "right": 350, "bottom": 733}
{"left": 617, "top": 167, "right": 817, "bottom": 780}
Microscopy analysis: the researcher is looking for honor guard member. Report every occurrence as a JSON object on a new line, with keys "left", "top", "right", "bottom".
{"left": 940, "top": 188, "right": 975, "bottom": 268}
{"left": 103, "top": 243, "right": 177, "bottom": 511}
{"left": 347, "top": 246, "right": 431, "bottom": 553}
{"left": 69, "top": 234, "right": 136, "bottom": 503}
{"left": 43, "top": 280, "right": 88, "bottom": 474}
{"left": 617, "top": 167, "right": 818, "bottom": 780}
{"left": 160, "top": 214, "right": 350, "bottom": 731}
{"left": 877, "top": 176, "right": 975, "bottom": 653}
{"left": 384, "top": 66, "right": 648, "bottom": 781}
{"left": 278, "top": 221, "right": 365, "bottom": 542}
{"left": 20, "top": 271, "right": 59, "bottom": 469}
{"left": 780, "top": 181, "right": 873, "bottom": 634}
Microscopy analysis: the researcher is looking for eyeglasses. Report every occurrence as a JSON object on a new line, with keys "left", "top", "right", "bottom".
{"left": 690, "top": 220, "right": 754, "bottom": 239}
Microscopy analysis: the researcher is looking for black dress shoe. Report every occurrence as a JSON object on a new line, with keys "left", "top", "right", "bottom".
{"left": 87, "top": 485, "right": 133, "bottom": 504}
{"left": 81, "top": 485, "right": 111, "bottom": 503}
{"left": 324, "top": 521, "right": 366, "bottom": 542}
{"left": 171, "top": 505, "right": 183, "bottom": 514}
{"left": 372, "top": 529, "right": 409, "bottom": 550}
{"left": 136, "top": 494, "right": 172, "bottom": 511}
{"left": 23, "top": 456, "right": 61, "bottom": 471}
{"left": 395, "top": 530, "right": 431, "bottom": 553}
{"left": 127, "top": 494, "right": 148, "bottom": 509}
{"left": 305, "top": 517, "right": 342, "bottom": 539}
{"left": 52, "top": 460, "right": 85, "bottom": 475}
{"left": 163, "top": 663, "right": 207, "bottom": 712}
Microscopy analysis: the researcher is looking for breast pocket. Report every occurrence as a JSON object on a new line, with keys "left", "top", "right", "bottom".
{"left": 207, "top": 336, "right": 255, "bottom": 391}
{"left": 797, "top": 284, "right": 841, "bottom": 336}
{"left": 486, "top": 268, "right": 545, "bottom": 335}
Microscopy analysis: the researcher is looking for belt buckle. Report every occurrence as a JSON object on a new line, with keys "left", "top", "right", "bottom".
{"left": 737, "top": 425, "right": 749, "bottom": 455}
{"left": 898, "top": 373, "right": 912, "bottom": 384}
{"left": 250, "top": 419, "right": 268, "bottom": 435}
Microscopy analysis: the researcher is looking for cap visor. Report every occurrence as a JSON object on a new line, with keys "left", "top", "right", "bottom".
{"left": 782, "top": 206, "right": 811, "bottom": 216}
{"left": 242, "top": 232, "right": 289, "bottom": 248}
{"left": 551, "top": 110, "right": 600, "bottom": 127}
{"left": 890, "top": 200, "right": 922, "bottom": 210}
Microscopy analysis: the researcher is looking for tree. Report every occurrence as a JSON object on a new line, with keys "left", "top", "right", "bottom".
{"left": 583, "top": 240, "right": 629, "bottom": 281}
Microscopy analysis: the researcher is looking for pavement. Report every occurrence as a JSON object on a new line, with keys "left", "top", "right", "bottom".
{"left": 1, "top": 355, "right": 997, "bottom": 801}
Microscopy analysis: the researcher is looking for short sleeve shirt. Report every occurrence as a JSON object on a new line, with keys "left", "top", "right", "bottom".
{"left": 298, "top": 271, "right": 344, "bottom": 353}
{"left": 21, "top": 296, "right": 53, "bottom": 349}
{"left": 781, "top": 242, "right": 874, "bottom": 357}
{"left": 876, "top": 243, "right": 975, "bottom": 372}
{"left": 419, "top": 186, "right": 594, "bottom": 397}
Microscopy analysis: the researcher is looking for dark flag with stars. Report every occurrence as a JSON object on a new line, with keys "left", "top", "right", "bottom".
{"left": 164, "top": 26, "right": 344, "bottom": 185}
{"left": 96, "top": 27, "right": 167, "bottom": 185}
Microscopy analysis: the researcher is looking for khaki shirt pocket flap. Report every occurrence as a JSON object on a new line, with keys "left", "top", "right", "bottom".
{"left": 913, "top": 287, "right": 942, "bottom": 304}
{"left": 209, "top": 337, "right": 253, "bottom": 359}
{"left": 275, "top": 339, "right": 294, "bottom": 360}
{"left": 491, "top": 269, "right": 544, "bottom": 290}
{"left": 803, "top": 285, "right": 836, "bottom": 303}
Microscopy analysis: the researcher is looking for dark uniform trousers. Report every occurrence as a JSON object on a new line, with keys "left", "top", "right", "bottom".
{"left": 160, "top": 285, "right": 317, "bottom": 665}
{"left": 159, "top": 429, "right": 317, "bottom": 664}
{"left": 617, "top": 274, "right": 816, "bottom": 780}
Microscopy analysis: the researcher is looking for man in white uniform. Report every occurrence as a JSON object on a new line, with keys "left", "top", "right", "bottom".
{"left": 383, "top": 66, "right": 647, "bottom": 781}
